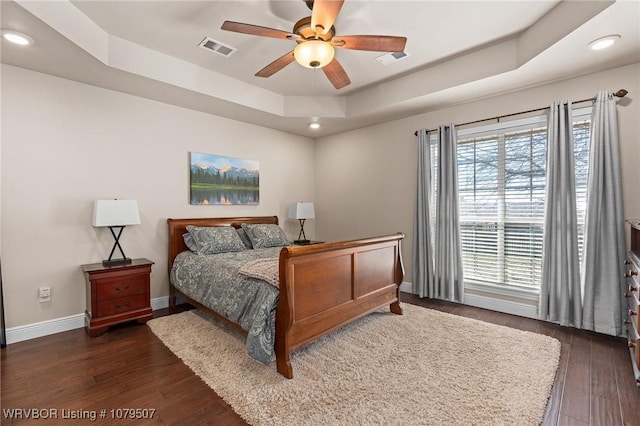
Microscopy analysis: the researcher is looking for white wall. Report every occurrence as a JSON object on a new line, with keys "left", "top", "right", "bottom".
{"left": 3, "top": 62, "right": 639, "bottom": 333}
{"left": 315, "top": 63, "right": 640, "bottom": 286}
{"left": 1, "top": 64, "right": 315, "bottom": 329}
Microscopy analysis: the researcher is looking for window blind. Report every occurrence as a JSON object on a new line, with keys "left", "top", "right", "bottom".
{"left": 452, "top": 116, "right": 590, "bottom": 290}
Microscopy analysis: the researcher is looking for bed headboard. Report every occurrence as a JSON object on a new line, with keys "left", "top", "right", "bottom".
{"left": 167, "top": 216, "right": 279, "bottom": 273}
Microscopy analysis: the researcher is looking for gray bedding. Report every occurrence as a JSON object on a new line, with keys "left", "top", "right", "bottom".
{"left": 169, "top": 247, "right": 282, "bottom": 363}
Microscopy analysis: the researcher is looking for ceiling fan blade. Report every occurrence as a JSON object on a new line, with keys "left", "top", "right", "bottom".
{"left": 333, "top": 35, "right": 407, "bottom": 52}
{"left": 310, "top": 0, "right": 344, "bottom": 35}
{"left": 221, "top": 21, "right": 294, "bottom": 40}
{"left": 255, "top": 51, "right": 296, "bottom": 78}
{"left": 323, "top": 58, "right": 351, "bottom": 89}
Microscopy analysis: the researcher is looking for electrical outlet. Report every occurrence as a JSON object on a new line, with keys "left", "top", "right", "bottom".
{"left": 38, "top": 286, "right": 51, "bottom": 302}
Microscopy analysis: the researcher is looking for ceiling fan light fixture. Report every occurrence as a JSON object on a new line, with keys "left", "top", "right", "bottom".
{"left": 294, "top": 40, "right": 334, "bottom": 69}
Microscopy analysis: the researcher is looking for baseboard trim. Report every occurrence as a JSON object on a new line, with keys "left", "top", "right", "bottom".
{"left": 5, "top": 314, "right": 85, "bottom": 344}
{"left": 5, "top": 296, "right": 171, "bottom": 345}
{"left": 399, "top": 282, "right": 538, "bottom": 319}
{"left": 399, "top": 281, "right": 412, "bottom": 294}
{"left": 463, "top": 292, "right": 538, "bottom": 319}
{"left": 151, "top": 295, "right": 169, "bottom": 311}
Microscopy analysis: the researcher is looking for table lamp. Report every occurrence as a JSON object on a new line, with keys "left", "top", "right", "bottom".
{"left": 92, "top": 199, "right": 140, "bottom": 266}
{"left": 288, "top": 202, "right": 315, "bottom": 244}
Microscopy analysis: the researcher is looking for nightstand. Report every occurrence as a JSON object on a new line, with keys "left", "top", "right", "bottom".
{"left": 82, "top": 258, "right": 154, "bottom": 337}
{"left": 293, "top": 240, "right": 324, "bottom": 246}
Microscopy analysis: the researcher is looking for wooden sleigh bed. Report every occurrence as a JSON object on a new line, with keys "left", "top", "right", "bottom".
{"left": 167, "top": 216, "right": 404, "bottom": 379}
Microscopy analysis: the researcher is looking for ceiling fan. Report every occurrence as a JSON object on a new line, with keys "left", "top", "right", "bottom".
{"left": 221, "top": 0, "right": 407, "bottom": 89}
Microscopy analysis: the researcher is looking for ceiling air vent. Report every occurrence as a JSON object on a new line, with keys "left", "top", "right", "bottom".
{"left": 198, "top": 37, "right": 237, "bottom": 57}
{"left": 376, "top": 51, "right": 409, "bottom": 65}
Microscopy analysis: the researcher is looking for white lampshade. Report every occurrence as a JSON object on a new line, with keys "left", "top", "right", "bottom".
{"left": 288, "top": 202, "right": 315, "bottom": 220}
{"left": 92, "top": 200, "right": 140, "bottom": 227}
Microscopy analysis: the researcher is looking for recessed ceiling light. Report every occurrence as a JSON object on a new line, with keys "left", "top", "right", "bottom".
{"left": 588, "top": 34, "right": 620, "bottom": 51}
{"left": 1, "top": 30, "right": 34, "bottom": 46}
{"left": 309, "top": 122, "right": 321, "bottom": 130}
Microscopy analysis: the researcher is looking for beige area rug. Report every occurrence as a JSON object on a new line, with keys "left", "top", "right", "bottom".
{"left": 148, "top": 304, "right": 560, "bottom": 425}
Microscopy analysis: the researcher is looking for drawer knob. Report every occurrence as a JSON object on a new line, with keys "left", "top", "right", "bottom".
{"left": 625, "top": 319, "right": 632, "bottom": 325}
{"left": 115, "top": 284, "right": 131, "bottom": 291}
{"left": 630, "top": 309, "right": 638, "bottom": 317}
{"left": 625, "top": 270, "right": 639, "bottom": 278}
{"left": 629, "top": 341, "right": 637, "bottom": 349}
{"left": 625, "top": 259, "right": 632, "bottom": 265}
{"left": 115, "top": 301, "right": 130, "bottom": 309}
{"left": 630, "top": 285, "right": 639, "bottom": 292}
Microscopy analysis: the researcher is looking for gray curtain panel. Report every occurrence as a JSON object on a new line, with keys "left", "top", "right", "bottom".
{"left": 433, "top": 125, "right": 464, "bottom": 302}
{"left": 413, "top": 129, "right": 435, "bottom": 297}
{"left": 581, "top": 91, "right": 626, "bottom": 336}
{"left": 413, "top": 125, "right": 464, "bottom": 302}
{"left": 539, "top": 100, "right": 582, "bottom": 327}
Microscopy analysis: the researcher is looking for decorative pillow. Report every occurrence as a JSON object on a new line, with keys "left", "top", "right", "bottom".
{"left": 182, "top": 232, "right": 198, "bottom": 252}
{"left": 236, "top": 228, "right": 253, "bottom": 249}
{"left": 185, "top": 225, "right": 247, "bottom": 255}
{"left": 240, "top": 223, "right": 290, "bottom": 249}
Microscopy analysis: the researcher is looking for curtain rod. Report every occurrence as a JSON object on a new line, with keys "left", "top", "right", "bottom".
{"left": 414, "top": 89, "right": 628, "bottom": 136}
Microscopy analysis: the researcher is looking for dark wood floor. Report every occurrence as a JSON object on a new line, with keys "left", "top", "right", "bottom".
{"left": 2, "top": 295, "right": 639, "bottom": 425}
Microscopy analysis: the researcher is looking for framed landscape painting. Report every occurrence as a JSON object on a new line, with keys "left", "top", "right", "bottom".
{"left": 189, "top": 152, "right": 259, "bottom": 205}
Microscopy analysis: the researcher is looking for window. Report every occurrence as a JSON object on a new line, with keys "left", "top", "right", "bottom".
{"left": 430, "top": 109, "right": 591, "bottom": 291}
{"left": 457, "top": 127, "right": 547, "bottom": 289}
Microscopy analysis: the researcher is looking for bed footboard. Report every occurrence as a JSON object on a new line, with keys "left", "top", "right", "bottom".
{"left": 275, "top": 233, "right": 405, "bottom": 378}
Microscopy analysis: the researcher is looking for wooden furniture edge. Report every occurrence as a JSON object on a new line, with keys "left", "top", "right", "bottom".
{"left": 275, "top": 233, "right": 405, "bottom": 378}
{"left": 83, "top": 259, "right": 154, "bottom": 337}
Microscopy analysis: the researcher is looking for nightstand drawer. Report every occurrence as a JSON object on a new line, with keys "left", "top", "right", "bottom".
{"left": 95, "top": 274, "right": 147, "bottom": 299}
{"left": 626, "top": 284, "right": 639, "bottom": 329}
{"left": 96, "top": 293, "right": 147, "bottom": 317}
{"left": 624, "top": 256, "right": 640, "bottom": 287}
{"left": 626, "top": 259, "right": 639, "bottom": 290}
